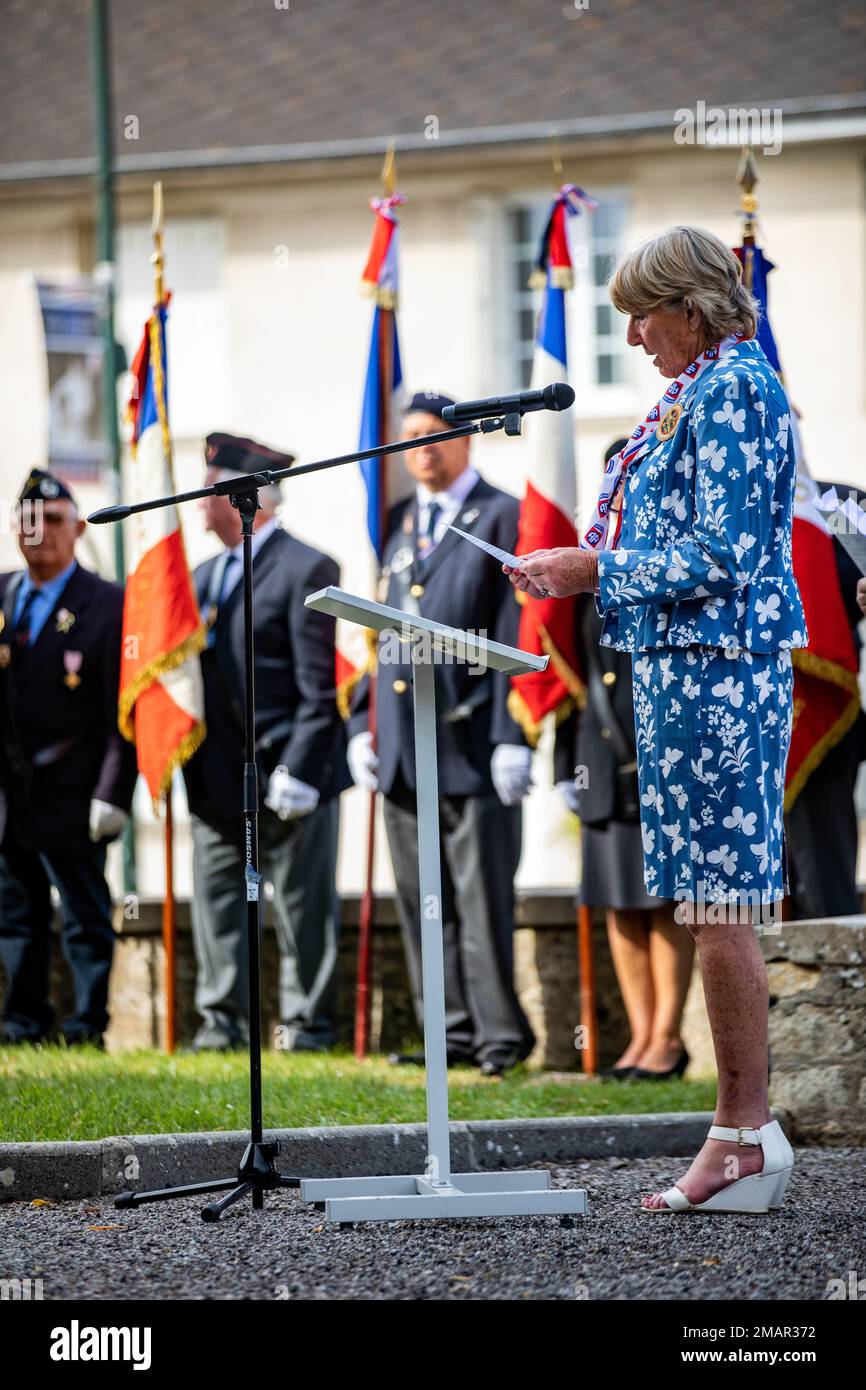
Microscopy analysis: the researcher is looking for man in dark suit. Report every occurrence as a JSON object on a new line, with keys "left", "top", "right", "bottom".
{"left": 182, "top": 434, "right": 349, "bottom": 1052}
{"left": 0, "top": 470, "right": 138, "bottom": 1045}
{"left": 348, "top": 392, "right": 534, "bottom": 1076}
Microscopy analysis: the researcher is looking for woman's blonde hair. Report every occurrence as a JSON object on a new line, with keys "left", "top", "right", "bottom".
{"left": 609, "top": 225, "right": 759, "bottom": 340}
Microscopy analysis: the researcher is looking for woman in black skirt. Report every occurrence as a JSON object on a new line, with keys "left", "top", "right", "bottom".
{"left": 554, "top": 440, "right": 694, "bottom": 1079}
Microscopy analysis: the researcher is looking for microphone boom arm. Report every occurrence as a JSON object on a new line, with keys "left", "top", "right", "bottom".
{"left": 87, "top": 415, "right": 511, "bottom": 524}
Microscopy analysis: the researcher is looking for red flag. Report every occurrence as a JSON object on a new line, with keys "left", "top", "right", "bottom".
{"left": 786, "top": 473, "right": 860, "bottom": 808}
{"left": 118, "top": 300, "right": 205, "bottom": 803}
{"left": 509, "top": 188, "right": 592, "bottom": 742}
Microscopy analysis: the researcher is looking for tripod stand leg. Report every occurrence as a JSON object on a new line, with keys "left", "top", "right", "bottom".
{"left": 202, "top": 1181, "right": 255, "bottom": 1223}
{"left": 115, "top": 1177, "right": 241, "bottom": 1209}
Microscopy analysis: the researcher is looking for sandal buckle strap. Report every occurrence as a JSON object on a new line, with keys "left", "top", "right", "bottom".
{"left": 708, "top": 1124, "right": 762, "bottom": 1146}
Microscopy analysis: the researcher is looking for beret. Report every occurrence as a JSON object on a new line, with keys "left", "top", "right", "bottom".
{"left": 19, "top": 468, "right": 75, "bottom": 505}
{"left": 205, "top": 432, "right": 294, "bottom": 474}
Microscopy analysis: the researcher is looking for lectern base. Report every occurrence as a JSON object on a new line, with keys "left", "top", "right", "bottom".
{"left": 299, "top": 1170, "right": 588, "bottom": 1224}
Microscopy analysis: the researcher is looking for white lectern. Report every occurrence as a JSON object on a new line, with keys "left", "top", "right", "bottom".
{"left": 299, "top": 586, "right": 588, "bottom": 1225}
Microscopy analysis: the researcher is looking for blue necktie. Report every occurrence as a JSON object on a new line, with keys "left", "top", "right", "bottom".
{"left": 14, "top": 588, "right": 40, "bottom": 648}
{"left": 419, "top": 501, "right": 442, "bottom": 565}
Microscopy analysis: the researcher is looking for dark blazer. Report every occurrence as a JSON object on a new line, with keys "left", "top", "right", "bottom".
{"left": 0, "top": 563, "right": 138, "bottom": 851}
{"left": 553, "top": 595, "right": 639, "bottom": 826}
{"left": 182, "top": 527, "right": 349, "bottom": 820}
{"left": 349, "top": 475, "right": 526, "bottom": 798}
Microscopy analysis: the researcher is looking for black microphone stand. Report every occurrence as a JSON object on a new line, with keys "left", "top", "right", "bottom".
{"left": 89, "top": 411, "right": 517, "bottom": 1223}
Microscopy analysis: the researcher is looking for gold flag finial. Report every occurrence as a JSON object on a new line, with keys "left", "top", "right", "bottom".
{"left": 736, "top": 147, "right": 759, "bottom": 283}
{"left": 150, "top": 180, "right": 165, "bottom": 305}
{"left": 737, "top": 145, "right": 759, "bottom": 198}
{"left": 381, "top": 141, "right": 397, "bottom": 197}
{"left": 737, "top": 147, "right": 759, "bottom": 230}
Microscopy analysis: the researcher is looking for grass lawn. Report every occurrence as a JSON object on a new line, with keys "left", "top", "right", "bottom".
{"left": 0, "top": 1046, "right": 717, "bottom": 1144}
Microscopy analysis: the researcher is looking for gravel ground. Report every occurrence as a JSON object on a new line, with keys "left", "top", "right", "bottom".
{"left": 0, "top": 1148, "right": 863, "bottom": 1301}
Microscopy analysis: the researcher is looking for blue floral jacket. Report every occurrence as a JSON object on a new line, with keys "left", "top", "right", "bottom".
{"left": 596, "top": 339, "right": 808, "bottom": 654}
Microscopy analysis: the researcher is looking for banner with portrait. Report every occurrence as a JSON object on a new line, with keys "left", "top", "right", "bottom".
{"left": 36, "top": 277, "right": 111, "bottom": 484}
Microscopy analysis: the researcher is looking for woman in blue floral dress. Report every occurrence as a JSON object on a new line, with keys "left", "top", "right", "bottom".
{"left": 506, "top": 226, "right": 805, "bottom": 1215}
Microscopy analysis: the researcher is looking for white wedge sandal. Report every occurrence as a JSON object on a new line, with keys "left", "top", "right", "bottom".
{"left": 641, "top": 1119, "right": 794, "bottom": 1214}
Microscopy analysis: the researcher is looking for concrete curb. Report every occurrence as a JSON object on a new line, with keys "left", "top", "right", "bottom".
{"left": 0, "top": 1109, "right": 793, "bottom": 1205}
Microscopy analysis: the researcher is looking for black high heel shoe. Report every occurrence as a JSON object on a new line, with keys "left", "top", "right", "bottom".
{"left": 598, "top": 1064, "right": 638, "bottom": 1080}
{"left": 629, "top": 1048, "right": 689, "bottom": 1081}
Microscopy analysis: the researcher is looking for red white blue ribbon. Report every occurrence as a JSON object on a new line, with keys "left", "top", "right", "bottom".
{"left": 580, "top": 334, "right": 746, "bottom": 551}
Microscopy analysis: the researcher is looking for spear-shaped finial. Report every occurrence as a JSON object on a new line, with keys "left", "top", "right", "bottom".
{"left": 381, "top": 140, "right": 396, "bottom": 198}
{"left": 737, "top": 146, "right": 759, "bottom": 245}
{"left": 150, "top": 180, "right": 165, "bottom": 305}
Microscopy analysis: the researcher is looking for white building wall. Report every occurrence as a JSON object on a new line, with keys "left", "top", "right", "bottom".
{"left": 0, "top": 137, "right": 863, "bottom": 900}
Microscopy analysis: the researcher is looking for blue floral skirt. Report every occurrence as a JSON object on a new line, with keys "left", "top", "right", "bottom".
{"left": 630, "top": 646, "right": 794, "bottom": 905}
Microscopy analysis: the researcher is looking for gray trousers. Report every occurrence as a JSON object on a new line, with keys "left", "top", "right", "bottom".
{"left": 189, "top": 800, "right": 339, "bottom": 1048}
{"left": 382, "top": 779, "right": 533, "bottom": 1064}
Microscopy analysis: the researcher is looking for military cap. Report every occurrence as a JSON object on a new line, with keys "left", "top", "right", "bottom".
{"left": 19, "top": 468, "right": 76, "bottom": 506}
{"left": 205, "top": 433, "right": 295, "bottom": 474}
{"left": 403, "top": 391, "right": 458, "bottom": 421}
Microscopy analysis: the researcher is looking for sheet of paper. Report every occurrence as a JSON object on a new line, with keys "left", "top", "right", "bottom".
{"left": 447, "top": 524, "right": 522, "bottom": 569}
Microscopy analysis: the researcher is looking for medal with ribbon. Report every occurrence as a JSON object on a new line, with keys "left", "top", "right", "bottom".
{"left": 580, "top": 334, "right": 746, "bottom": 552}
{"left": 63, "top": 650, "right": 83, "bottom": 690}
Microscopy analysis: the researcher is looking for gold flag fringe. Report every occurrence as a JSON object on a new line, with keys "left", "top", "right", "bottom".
{"left": 784, "top": 648, "right": 862, "bottom": 810}
{"left": 151, "top": 719, "right": 207, "bottom": 813}
{"left": 117, "top": 623, "right": 208, "bottom": 743}
{"left": 507, "top": 621, "right": 586, "bottom": 747}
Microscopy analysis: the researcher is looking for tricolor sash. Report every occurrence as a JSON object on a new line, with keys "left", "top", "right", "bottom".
{"left": 580, "top": 334, "right": 747, "bottom": 551}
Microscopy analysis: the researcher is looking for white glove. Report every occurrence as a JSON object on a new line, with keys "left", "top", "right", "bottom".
{"left": 347, "top": 731, "right": 380, "bottom": 793}
{"left": 556, "top": 779, "right": 581, "bottom": 816}
{"left": 88, "top": 799, "right": 129, "bottom": 843}
{"left": 490, "top": 744, "right": 533, "bottom": 806}
{"left": 264, "top": 767, "right": 320, "bottom": 822}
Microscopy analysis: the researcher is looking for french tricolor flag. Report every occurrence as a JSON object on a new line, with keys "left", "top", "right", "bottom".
{"left": 509, "top": 186, "right": 595, "bottom": 740}
{"left": 118, "top": 300, "right": 205, "bottom": 803}
{"left": 358, "top": 192, "right": 408, "bottom": 556}
{"left": 336, "top": 193, "right": 410, "bottom": 711}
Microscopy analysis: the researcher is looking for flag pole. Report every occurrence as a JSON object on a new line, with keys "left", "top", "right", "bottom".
{"left": 151, "top": 180, "right": 177, "bottom": 1054}
{"left": 545, "top": 144, "right": 598, "bottom": 1076}
{"left": 354, "top": 143, "right": 397, "bottom": 1058}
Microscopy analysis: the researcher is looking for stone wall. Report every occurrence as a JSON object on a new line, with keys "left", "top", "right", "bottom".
{"left": 761, "top": 916, "right": 866, "bottom": 1145}
{"left": 21, "top": 893, "right": 643, "bottom": 1070}
{"left": 9, "top": 899, "right": 866, "bottom": 1142}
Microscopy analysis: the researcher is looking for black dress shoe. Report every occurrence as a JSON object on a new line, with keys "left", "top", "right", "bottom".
{"left": 0, "top": 1030, "right": 47, "bottom": 1046}
{"left": 478, "top": 1048, "right": 525, "bottom": 1078}
{"left": 629, "top": 1048, "right": 690, "bottom": 1081}
{"left": 61, "top": 1030, "right": 105, "bottom": 1050}
{"left": 388, "top": 1049, "right": 473, "bottom": 1068}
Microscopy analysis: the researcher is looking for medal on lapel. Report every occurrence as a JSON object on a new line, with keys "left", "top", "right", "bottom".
{"left": 460, "top": 508, "right": 480, "bottom": 526}
{"left": 0, "top": 644, "right": 10, "bottom": 669}
{"left": 63, "top": 650, "right": 83, "bottom": 690}
{"left": 0, "top": 612, "right": 5, "bottom": 636}
{"left": 55, "top": 607, "right": 75, "bottom": 634}
{"left": 657, "top": 403, "right": 683, "bottom": 442}
{"left": 391, "top": 546, "right": 413, "bottom": 574}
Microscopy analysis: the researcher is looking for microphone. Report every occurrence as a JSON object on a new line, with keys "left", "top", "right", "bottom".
{"left": 442, "top": 382, "right": 574, "bottom": 424}
{"left": 87, "top": 503, "right": 133, "bottom": 523}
